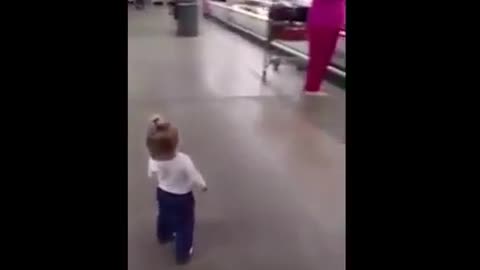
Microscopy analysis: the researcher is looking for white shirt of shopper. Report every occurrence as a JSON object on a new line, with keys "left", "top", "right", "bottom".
{"left": 148, "top": 152, "right": 207, "bottom": 195}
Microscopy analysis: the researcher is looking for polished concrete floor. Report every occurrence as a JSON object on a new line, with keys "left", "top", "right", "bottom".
{"left": 128, "top": 6, "right": 345, "bottom": 270}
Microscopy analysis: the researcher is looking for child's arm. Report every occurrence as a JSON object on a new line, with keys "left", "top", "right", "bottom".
{"left": 185, "top": 156, "right": 207, "bottom": 191}
{"left": 148, "top": 158, "right": 157, "bottom": 179}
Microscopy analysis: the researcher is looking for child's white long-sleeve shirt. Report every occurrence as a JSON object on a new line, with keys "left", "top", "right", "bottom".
{"left": 148, "top": 152, "right": 207, "bottom": 195}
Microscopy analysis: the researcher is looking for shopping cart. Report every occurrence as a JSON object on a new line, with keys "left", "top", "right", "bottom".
{"left": 262, "top": 4, "right": 308, "bottom": 82}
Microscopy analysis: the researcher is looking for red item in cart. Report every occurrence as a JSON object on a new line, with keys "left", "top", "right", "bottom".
{"left": 270, "top": 24, "right": 307, "bottom": 41}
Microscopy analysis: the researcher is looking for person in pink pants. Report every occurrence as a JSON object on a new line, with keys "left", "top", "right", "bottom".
{"left": 202, "top": 0, "right": 211, "bottom": 17}
{"left": 304, "top": 0, "right": 345, "bottom": 94}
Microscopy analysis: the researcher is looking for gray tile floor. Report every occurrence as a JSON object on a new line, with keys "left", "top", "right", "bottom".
{"left": 129, "top": 6, "right": 345, "bottom": 270}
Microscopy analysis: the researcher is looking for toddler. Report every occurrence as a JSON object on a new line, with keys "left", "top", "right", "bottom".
{"left": 146, "top": 114, "right": 207, "bottom": 265}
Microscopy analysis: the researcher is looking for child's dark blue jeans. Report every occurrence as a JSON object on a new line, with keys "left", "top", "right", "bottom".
{"left": 156, "top": 188, "right": 195, "bottom": 263}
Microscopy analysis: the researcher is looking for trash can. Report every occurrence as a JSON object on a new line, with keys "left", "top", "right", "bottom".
{"left": 176, "top": 0, "right": 199, "bottom": 37}
{"left": 135, "top": 0, "right": 145, "bottom": 9}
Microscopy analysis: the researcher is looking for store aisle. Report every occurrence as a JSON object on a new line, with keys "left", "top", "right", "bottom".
{"left": 128, "top": 6, "right": 345, "bottom": 270}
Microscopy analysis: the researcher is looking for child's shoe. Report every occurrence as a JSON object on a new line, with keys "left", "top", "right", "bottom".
{"left": 158, "top": 233, "right": 175, "bottom": 245}
{"left": 176, "top": 247, "right": 193, "bottom": 265}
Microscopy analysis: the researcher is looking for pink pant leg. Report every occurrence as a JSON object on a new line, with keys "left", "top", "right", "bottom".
{"left": 304, "top": 26, "right": 341, "bottom": 92}
{"left": 202, "top": 0, "right": 210, "bottom": 16}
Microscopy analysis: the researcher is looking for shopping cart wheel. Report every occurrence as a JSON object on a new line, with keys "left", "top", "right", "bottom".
{"left": 272, "top": 58, "right": 280, "bottom": 72}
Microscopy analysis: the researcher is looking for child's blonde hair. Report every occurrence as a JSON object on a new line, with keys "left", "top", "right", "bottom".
{"left": 146, "top": 114, "right": 179, "bottom": 161}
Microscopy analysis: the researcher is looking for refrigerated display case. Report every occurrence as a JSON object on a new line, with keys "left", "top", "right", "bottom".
{"left": 207, "top": 0, "right": 345, "bottom": 72}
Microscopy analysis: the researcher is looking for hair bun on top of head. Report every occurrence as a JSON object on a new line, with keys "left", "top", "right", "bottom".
{"left": 147, "top": 114, "right": 179, "bottom": 160}
{"left": 148, "top": 114, "right": 171, "bottom": 133}
{"left": 153, "top": 119, "right": 170, "bottom": 131}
